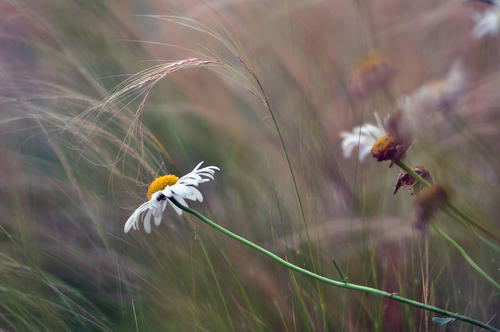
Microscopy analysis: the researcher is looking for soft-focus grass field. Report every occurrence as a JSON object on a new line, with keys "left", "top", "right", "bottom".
{"left": 1, "top": 0, "right": 499, "bottom": 331}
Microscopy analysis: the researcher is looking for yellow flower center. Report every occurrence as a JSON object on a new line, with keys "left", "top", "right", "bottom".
{"left": 371, "top": 135, "right": 401, "bottom": 161}
{"left": 147, "top": 174, "right": 179, "bottom": 200}
{"left": 353, "top": 51, "right": 387, "bottom": 78}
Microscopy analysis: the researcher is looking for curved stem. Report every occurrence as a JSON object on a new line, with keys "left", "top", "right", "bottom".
{"left": 395, "top": 160, "right": 500, "bottom": 242}
{"left": 170, "top": 198, "right": 498, "bottom": 331}
{"left": 431, "top": 222, "right": 500, "bottom": 290}
{"left": 395, "top": 160, "right": 500, "bottom": 290}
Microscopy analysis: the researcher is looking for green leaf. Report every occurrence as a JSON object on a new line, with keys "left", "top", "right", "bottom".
{"left": 432, "top": 317, "right": 456, "bottom": 325}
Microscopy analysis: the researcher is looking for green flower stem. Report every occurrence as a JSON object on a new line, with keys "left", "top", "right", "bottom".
{"left": 170, "top": 199, "right": 498, "bottom": 331}
{"left": 431, "top": 222, "right": 500, "bottom": 290}
{"left": 395, "top": 160, "right": 499, "bottom": 242}
{"left": 394, "top": 160, "right": 500, "bottom": 290}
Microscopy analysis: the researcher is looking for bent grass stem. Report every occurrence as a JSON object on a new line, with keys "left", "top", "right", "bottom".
{"left": 239, "top": 56, "right": 327, "bottom": 326}
{"left": 169, "top": 198, "right": 498, "bottom": 331}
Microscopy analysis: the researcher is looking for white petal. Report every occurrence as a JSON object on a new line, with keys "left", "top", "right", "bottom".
{"left": 162, "top": 186, "right": 173, "bottom": 198}
{"left": 124, "top": 201, "right": 149, "bottom": 233}
{"left": 358, "top": 145, "right": 373, "bottom": 162}
{"left": 339, "top": 113, "right": 385, "bottom": 162}
{"left": 177, "top": 178, "right": 201, "bottom": 186}
{"left": 191, "top": 187, "right": 204, "bottom": 202}
{"left": 168, "top": 198, "right": 183, "bottom": 215}
{"left": 171, "top": 183, "right": 189, "bottom": 197}
{"left": 173, "top": 195, "right": 188, "bottom": 207}
{"left": 197, "top": 172, "right": 214, "bottom": 180}
{"left": 143, "top": 210, "right": 152, "bottom": 234}
{"left": 154, "top": 214, "right": 162, "bottom": 226}
{"left": 472, "top": 10, "right": 500, "bottom": 39}
{"left": 124, "top": 214, "right": 137, "bottom": 233}
{"left": 176, "top": 185, "right": 203, "bottom": 202}
{"left": 193, "top": 161, "right": 204, "bottom": 171}
{"left": 152, "top": 205, "right": 163, "bottom": 218}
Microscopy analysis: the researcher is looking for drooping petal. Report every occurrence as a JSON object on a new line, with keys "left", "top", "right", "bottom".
{"left": 124, "top": 201, "right": 150, "bottom": 233}
{"left": 197, "top": 172, "right": 214, "bottom": 180}
{"left": 143, "top": 209, "right": 152, "bottom": 233}
{"left": 188, "top": 186, "right": 203, "bottom": 202}
{"left": 472, "top": 9, "right": 500, "bottom": 39}
{"left": 154, "top": 214, "right": 162, "bottom": 226}
{"left": 170, "top": 184, "right": 189, "bottom": 197}
{"left": 168, "top": 198, "right": 183, "bottom": 215}
{"left": 172, "top": 195, "right": 188, "bottom": 208}
{"left": 358, "top": 144, "right": 373, "bottom": 162}
{"left": 176, "top": 178, "right": 200, "bottom": 186}
{"left": 339, "top": 114, "right": 386, "bottom": 162}
{"left": 193, "top": 161, "right": 204, "bottom": 171}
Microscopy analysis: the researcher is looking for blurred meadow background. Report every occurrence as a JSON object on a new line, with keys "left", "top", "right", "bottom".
{"left": 1, "top": 0, "right": 499, "bottom": 330}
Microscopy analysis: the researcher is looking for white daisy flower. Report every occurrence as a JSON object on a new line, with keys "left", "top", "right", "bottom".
{"left": 124, "top": 161, "right": 220, "bottom": 234}
{"left": 340, "top": 113, "right": 386, "bottom": 162}
{"left": 472, "top": 7, "right": 500, "bottom": 39}
{"left": 407, "top": 61, "right": 466, "bottom": 114}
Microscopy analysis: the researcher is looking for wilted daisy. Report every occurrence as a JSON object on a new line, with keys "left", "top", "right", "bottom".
{"left": 340, "top": 113, "right": 386, "bottom": 162}
{"left": 124, "top": 162, "right": 220, "bottom": 234}
{"left": 348, "top": 51, "right": 396, "bottom": 99}
{"left": 409, "top": 61, "right": 466, "bottom": 113}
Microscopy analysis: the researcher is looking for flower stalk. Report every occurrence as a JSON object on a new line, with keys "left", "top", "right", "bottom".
{"left": 170, "top": 198, "right": 498, "bottom": 331}
{"left": 394, "top": 160, "right": 500, "bottom": 291}
{"left": 395, "top": 160, "right": 500, "bottom": 243}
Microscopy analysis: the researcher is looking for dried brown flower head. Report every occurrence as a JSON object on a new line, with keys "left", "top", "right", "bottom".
{"left": 415, "top": 183, "right": 450, "bottom": 230}
{"left": 393, "top": 166, "right": 433, "bottom": 195}
{"left": 371, "top": 135, "right": 410, "bottom": 167}
{"left": 349, "top": 51, "right": 396, "bottom": 99}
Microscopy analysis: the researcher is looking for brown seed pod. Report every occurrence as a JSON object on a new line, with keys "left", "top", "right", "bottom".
{"left": 415, "top": 183, "right": 450, "bottom": 230}
{"left": 393, "top": 166, "right": 433, "bottom": 195}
